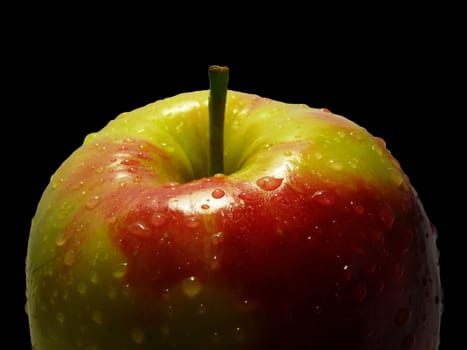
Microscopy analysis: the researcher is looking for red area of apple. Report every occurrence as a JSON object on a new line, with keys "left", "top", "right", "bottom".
{"left": 75, "top": 138, "right": 442, "bottom": 349}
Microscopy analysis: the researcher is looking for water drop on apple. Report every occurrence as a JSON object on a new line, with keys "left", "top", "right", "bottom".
{"left": 151, "top": 212, "right": 167, "bottom": 227}
{"left": 256, "top": 176, "right": 283, "bottom": 191}
{"left": 350, "top": 200, "right": 365, "bottom": 215}
{"left": 126, "top": 222, "right": 151, "bottom": 238}
{"left": 211, "top": 232, "right": 224, "bottom": 245}
{"left": 311, "top": 190, "right": 337, "bottom": 206}
{"left": 55, "top": 234, "right": 68, "bottom": 247}
{"left": 112, "top": 262, "right": 128, "bottom": 279}
{"left": 181, "top": 276, "right": 202, "bottom": 298}
{"left": 163, "top": 181, "right": 180, "bottom": 189}
{"left": 211, "top": 188, "right": 225, "bottom": 199}
{"left": 186, "top": 216, "right": 201, "bottom": 228}
{"left": 328, "top": 159, "right": 343, "bottom": 171}
{"left": 63, "top": 249, "right": 76, "bottom": 266}
{"left": 85, "top": 195, "right": 101, "bottom": 210}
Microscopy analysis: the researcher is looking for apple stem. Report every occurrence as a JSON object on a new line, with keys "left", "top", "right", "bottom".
{"left": 208, "top": 65, "right": 229, "bottom": 176}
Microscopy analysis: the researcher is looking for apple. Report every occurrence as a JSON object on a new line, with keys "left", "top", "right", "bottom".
{"left": 26, "top": 66, "right": 441, "bottom": 349}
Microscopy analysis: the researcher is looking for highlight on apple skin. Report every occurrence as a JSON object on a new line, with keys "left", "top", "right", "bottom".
{"left": 26, "top": 68, "right": 441, "bottom": 349}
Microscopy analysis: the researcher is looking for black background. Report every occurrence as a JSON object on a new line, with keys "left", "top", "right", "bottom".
{"left": 7, "top": 10, "right": 459, "bottom": 349}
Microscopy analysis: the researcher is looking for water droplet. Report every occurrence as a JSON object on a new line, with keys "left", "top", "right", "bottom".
{"left": 379, "top": 203, "right": 395, "bottom": 230}
{"left": 313, "top": 305, "right": 322, "bottom": 315}
{"left": 375, "top": 137, "right": 386, "bottom": 148}
{"left": 151, "top": 212, "right": 167, "bottom": 227}
{"left": 337, "top": 130, "right": 346, "bottom": 138}
{"left": 212, "top": 331, "right": 221, "bottom": 344}
{"left": 238, "top": 192, "right": 253, "bottom": 201}
{"left": 234, "top": 327, "right": 246, "bottom": 342}
{"left": 112, "top": 263, "right": 128, "bottom": 279}
{"left": 78, "top": 283, "right": 87, "bottom": 295}
{"left": 71, "top": 180, "right": 85, "bottom": 190}
{"left": 163, "top": 182, "right": 180, "bottom": 188}
{"left": 371, "top": 144, "right": 383, "bottom": 156}
{"left": 395, "top": 308, "right": 411, "bottom": 327}
{"left": 186, "top": 216, "right": 201, "bottom": 228}
{"left": 211, "top": 188, "right": 225, "bottom": 199}
{"left": 55, "top": 234, "right": 69, "bottom": 247}
{"left": 181, "top": 276, "right": 202, "bottom": 298}
{"left": 350, "top": 201, "right": 365, "bottom": 215}
{"left": 350, "top": 131, "right": 363, "bottom": 140}
{"left": 328, "top": 159, "right": 343, "bottom": 171}
{"left": 56, "top": 312, "right": 65, "bottom": 324}
{"left": 210, "top": 255, "right": 221, "bottom": 270}
{"left": 92, "top": 310, "right": 103, "bottom": 325}
{"left": 201, "top": 204, "right": 210, "bottom": 210}
{"left": 64, "top": 249, "right": 76, "bottom": 266}
{"left": 136, "top": 151, "right": 151, "bottom": 160}
{"left": 121, "top": 159, "right": 138, "bottom": 166}
{"left": 283, "top": 150, "right": 292, "bottom": 156}
{"left": 131, "top": 328, "right": 145, "bottom": 344}
{"left": 342, "top": 265, "right": 352, "bottom": 281}
{"left": 314, "top": 152, "right": 323, "bottom": 160}
{"left": 232, "top": 119, "right": 240, "bottom": 130}
{"left": 211, "top": 232, "right": 224, "bottom": 245}
{"left": 127, "top": 222, "right": 151, "bottom": 238}
{"left": 311, "top": 190, "right": 336, "bottom": 206}
{"left": 256, "top": 176, "right": 283, "bottom": 191}
{"left": 197, "top": 303, "right": 206, "bottom": 315}
{"left": 85, "top": 195, "right": 101, "bottom": 209}
{"left": 90, "top": 270, "right": 99, "bottom": 284}
{"left": 401, "top": 334, "right": 415, "bottom": 349}
{"left": 389, "top": 168, "right": 404, "bottom": 187}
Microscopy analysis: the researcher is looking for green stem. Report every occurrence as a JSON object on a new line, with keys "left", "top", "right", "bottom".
{"left": 208, "top": 65, "right": 229, "bottom": 176}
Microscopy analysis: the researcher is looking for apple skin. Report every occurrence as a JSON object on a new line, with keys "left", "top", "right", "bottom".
{"left": 26, "top": 90, "right": 441, "bottom": 349}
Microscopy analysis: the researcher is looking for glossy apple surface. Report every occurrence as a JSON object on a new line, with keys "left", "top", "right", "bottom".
{"left": 26, "top": 90, "right": 441, "bottom": 349}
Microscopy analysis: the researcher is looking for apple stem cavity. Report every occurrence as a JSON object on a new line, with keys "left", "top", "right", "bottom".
{"left": 208, "top": 65, "right": 229, "bottom": 176}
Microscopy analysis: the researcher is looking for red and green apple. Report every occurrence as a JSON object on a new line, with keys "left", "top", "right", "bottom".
{"left": 26, "top": 66, "right": 441, "bottom": 349}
